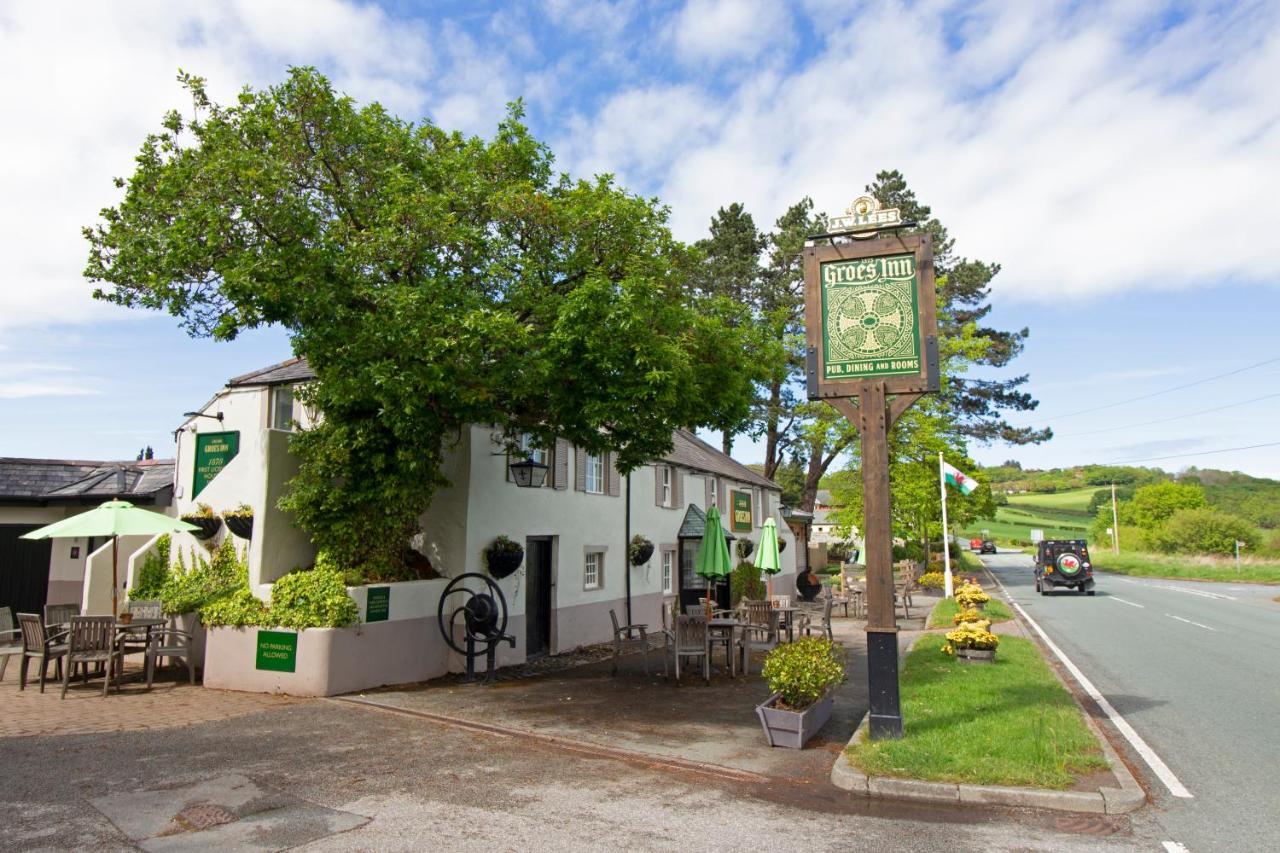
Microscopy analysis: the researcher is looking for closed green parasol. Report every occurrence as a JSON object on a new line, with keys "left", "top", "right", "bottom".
{"left": 754, "top": 517, "right": 782, "bottom": 597}
{"left": 694, "top": 505, "right": 734, "bottom": 615}
{"left": 21, "top": 500, "right": 200, "bottom": 616}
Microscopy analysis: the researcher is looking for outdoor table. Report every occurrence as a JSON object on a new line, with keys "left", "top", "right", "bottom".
{"left": 116, "top": 617, "right": 166, "bottom": 657}
{"left": 706, "top": 617, "right": 737, "bottom": 677}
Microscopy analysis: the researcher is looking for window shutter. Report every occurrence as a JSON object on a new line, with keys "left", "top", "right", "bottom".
{"left": 719, "top": 481, "right": 728, "bottom": 514}
{"left": 607, "top": 453, "right": 621, "bottom": 497}
{"left": 654, "top": 465, "right": 664, "bottom": 506}
{"left": 574, "top": 446, "right": 586, "bottom": 492}
{"left": 554, "top": 438, "right": 569, "bottom": 490}
{"left": 673, "top": 468, "right": 683, "bottom": 508}
{"left": 704, "top": 476, "right": 713, "bottom": 509}
{"left": 505, "top": 452, "right": 513, "bottom": 483}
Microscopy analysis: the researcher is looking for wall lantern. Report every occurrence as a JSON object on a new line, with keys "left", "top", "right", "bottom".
{"left": 183, "top": 411, "right": 225, "bottom": 423}
{"left": 508, "top": 457, "right": 549, "bottom": 488}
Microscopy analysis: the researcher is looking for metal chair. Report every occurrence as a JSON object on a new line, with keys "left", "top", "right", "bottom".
{"left": 16, "top": 613, "right": 67, "bottom": 692}
{"left": 145, "top": 626, "right": 196, "bottom": 687}
{"left": 0, "top": 607, "right": 22, "bottom": 681}
{"left": 609, "top": 608, "right": 650, "bottom": 676}
{"left": 62, "top": 616, "right": 123, "bottom": 699}
{"left": 672, "top": 615, "right": 709, "bottom": 685}
{"left": 736, "top": 600, "right": 779, "bottom": 676}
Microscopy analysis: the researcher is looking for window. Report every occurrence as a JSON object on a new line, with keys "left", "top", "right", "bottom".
{"left": 271, "top": 385, "right": 295, "bottom": 431}
{"left": 519, "top": 433, "right": 548, "bottom": 467}
{"left": 662, "top": 551, "right": 674, "bottom": 595}
{"left": 661, "top": 466, "right": 671, "bottom": 506}
{"left": 584, "top": 551, "right": 603, "bottom": 590}
{"left": 585, "top": 453, "right": 604, "bottom": 494}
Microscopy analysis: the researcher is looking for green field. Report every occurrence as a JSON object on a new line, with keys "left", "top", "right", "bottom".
{"left": 961, "top": 488, "right": 1096, "bottom": 543}
{"left": 1091, "top": 551, "right": 1280, "bottom": 585}
{"left": 1006, "top": 487, "right": 1103, "bottom": 511}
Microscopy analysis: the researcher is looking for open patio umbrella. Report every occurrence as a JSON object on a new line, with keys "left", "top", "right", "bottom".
{"left": 21, "top": 500, "right": 200, "bottom": 617}
{"left": 694, "top": 505, "right": 734, "bottom": 617}
{"left": 753, "top": 517, "right": 783, "bottom": 598}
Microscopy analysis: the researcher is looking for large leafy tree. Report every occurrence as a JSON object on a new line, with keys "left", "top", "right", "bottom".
{"left": 86, "top": 69, "right": 760, "bottom": 575}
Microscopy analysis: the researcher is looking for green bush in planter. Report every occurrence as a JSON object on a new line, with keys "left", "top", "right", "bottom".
{"left": 760, "top": 637, "right": 845, "bottom": 711}
{"left": 202, "top": 586, "right": 270, "bottom": 627}
{"left": 160, "top": 540, "right": 246, "bottom": 616}
{"left": 730, "top": 560, "right": 765, "bottom": 606}
{"left": 130, "top": 534, "right": 171, "bottom": 600}
{"left": 269, "top": 567, "right": 359, "bottom": 629}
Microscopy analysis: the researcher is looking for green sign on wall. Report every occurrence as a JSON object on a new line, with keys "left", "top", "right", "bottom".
{"left": 366, "top": 586, "right": 390, "bottom": 622}
{"left": 255, "top": 630, "right": 297, "bottom": 672}
{"left": 731, "top": 490, "right": 753, "bottom": 533}
{"left": 819, "top": 253, "right": 922, "bottom": 381}
{"left": 193, "top": 430, "right": 240, "bottom": 497}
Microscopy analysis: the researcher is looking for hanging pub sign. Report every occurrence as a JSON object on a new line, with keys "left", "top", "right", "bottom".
{"left": 193, "top": 431, "right": 240, "bottom": 497}
{"left": 803, "top": 197, "right": 939, "bottom": 399}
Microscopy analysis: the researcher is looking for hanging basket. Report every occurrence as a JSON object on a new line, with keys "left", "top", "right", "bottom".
{"left": 182, "top": 515, "right": 221, "bottom": 541}
{"left": 778, "top": 539, "right": 787, "bottom": 552}
{"left": 223, "top": 514, "right": 254, "bottom": 539}
{"left": 486, "top": 548, "right": 524, "bottom": 579}
{"left": 630, "top": 541, "right": 654, "bottom": 566}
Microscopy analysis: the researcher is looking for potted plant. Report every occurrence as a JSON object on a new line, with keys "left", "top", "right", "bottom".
{"left": 485, "top": 536, "right": 524, "bottom": 579}
{"left": 222, "top": 503, "right": 255, "bottom": 539}
{"left": 735, "top": 538, "right": 754, "bottom": 560}
{"left": 756, "top": 638, "right": 845, "bottom": 748}
{"left": 942, "top": 621, "right": 999, "bottom": 663}
{"left": 629, "top": 534, "right": 654, "bottom": 566}
{"left": 778, "top": 538, "right": 787, "bottom": 552}
{"left": 954, "top": 582, "right": 990, "bottom": 610}
{"left": 180, "top": 502, "right": 222, "bottom": 540}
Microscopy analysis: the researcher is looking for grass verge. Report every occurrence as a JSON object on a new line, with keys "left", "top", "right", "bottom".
{"left": 845, "top": 633, "right": 1109, "bottom": 788}
{"left": 1091, "top": 551, "right": 1280, "bottom": 585}
{"left": 928, "top": 596, "right": 1013, "bottom": 628}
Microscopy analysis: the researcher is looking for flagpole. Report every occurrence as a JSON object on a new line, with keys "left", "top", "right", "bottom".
{"left": 939, "top": 452, "right": 953, "bottom": 598}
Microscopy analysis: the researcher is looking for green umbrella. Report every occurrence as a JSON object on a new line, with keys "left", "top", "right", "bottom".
{"left": 695, "top": 505, "right": 734, "bottom": 615}
{"left": 754, "top": 517, "right": 782, "bottom": 597}
{"left": 21, "top": 500, "right": 200, "bottom": 616}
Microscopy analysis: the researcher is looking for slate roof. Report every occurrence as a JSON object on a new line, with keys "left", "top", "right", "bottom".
{"left": 0, "top": 458, "right": 174, "bottom": 505}
{"left": 225, "top": 358, "right": 781, "bottom": 492}
{"left": 227, "top": 357, "right": 315, "bottom": 387}
{"left": 676, "top": 503, "right": 735, "bottom": 541}
{"left": 661, "top": 429, "right": 779, "bottom": 492}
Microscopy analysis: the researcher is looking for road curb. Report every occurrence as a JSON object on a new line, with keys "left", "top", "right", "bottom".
{"left": 829, "top": 573, "right": 1146, "bottom": 815}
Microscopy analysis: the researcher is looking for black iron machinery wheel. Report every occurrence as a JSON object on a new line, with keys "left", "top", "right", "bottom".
{"left": 436, "top": 572, "right": 510, "bottom": 656}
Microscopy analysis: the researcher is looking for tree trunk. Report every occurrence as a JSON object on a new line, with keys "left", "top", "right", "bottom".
{"left": 722, "top": 430, "right": 733, "bottom": 456}
{"left": 800, "top": 447, "right": 825, "bottom": 512}
{"left": 762, "top": 378, "right": 782, "bottom": 478}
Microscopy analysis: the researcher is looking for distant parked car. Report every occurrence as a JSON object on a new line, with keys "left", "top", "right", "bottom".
{"left": 1034, "top": 539, "right": 1095, "bottom": 595}
{"left": 979, "top": 539, "right": 997, "bottom": 554}
{"left": 969, "top": 538, "right": 984, "bottom": 551}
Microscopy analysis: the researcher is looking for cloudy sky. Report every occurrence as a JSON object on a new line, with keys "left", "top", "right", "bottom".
{"left": 2, "top": 0, "right": 1278, "bottom": 477}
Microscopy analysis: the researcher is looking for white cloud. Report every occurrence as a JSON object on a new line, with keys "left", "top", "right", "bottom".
{"left": 671, "top": 0, "right": 793, "bottom": 65}
{"left": 0, "top": 380, "right": 102, "bottom": 399}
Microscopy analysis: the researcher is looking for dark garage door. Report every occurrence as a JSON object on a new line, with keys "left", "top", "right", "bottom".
{"left": 0, "top": 524, "right": 52, "bottom": 616}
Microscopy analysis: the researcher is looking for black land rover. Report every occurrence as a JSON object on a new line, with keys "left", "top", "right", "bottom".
{"left": 1034, "top": 539, "right": 1095, "bottom": 595}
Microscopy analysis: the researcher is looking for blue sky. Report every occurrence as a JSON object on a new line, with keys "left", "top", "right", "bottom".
{"left": 1, "top": 0, "right": 1278, "bottom": 477}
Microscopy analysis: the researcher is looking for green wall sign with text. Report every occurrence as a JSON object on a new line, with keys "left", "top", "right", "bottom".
{"left": 731, "top": 490, "right": 753, "bottom": 533}
{"left": 819, "top": 253, "right": 922, "bottom": 381}
{"left": 255, "top": 630, "right": 297, "bottom": 672}
{"left": 366, "top": 586, "right": 390, "bottom": 622}
{"left": 193, "top": 430, "right": 240, "bottom": 497}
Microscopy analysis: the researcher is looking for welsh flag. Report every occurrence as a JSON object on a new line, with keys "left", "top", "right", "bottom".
{"left": 942, "top": 460, "right": 976, "bottom": 495}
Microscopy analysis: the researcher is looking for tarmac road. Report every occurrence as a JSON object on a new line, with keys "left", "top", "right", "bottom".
{"left": 980, "top": 550, "right": 1280, "bottom": 853}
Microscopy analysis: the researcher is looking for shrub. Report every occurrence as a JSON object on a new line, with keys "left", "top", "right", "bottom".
{"left": 761, "top": 638, "right": 845, "bottom": 710}
{"left": 269, "top": 567, "right": 359, "bottom": 629}
{"left": 730, "top": 560, "right": 765, "bottom": 606}
{"left": 130, "top": 534, "right": 171, "bottom": 600}
{"left": 916, "top": 571, "right": 945, "bottom": 590}
{"left": 201, "top": 586, "right": 270, "bottom": 627}
{"left": 159, "top": 540, "right": 247, "bottom": 616}
{"left": 1148, "top": 508, "right": 1260, "bottom": 556}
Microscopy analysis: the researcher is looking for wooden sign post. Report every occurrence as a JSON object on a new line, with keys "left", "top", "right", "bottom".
{"left": 803, "top": 198, "right": 939, "bottom": 739}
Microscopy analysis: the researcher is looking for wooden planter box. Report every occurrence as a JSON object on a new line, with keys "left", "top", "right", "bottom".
{"left": 956, "top": 647, "right": 996, "bottom": 664}
{"left": 756, "top": 691, "right": 834, "bottom": 748}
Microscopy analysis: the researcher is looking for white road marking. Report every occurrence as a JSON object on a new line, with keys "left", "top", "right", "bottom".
{"left": 1166, "top": 614, "right": 1216, "bottom": 632}
{"left": 1155, "top": 584, "right": 1236, "bottom": 601}
{"left": 985, "top": 570, "right": 1194, "bottom": 799}
{"left": 1162, "top": 842, "right": 1191, "bottom": 853}
{"left": 1110, "top": 597, "right": 1145, "bottom": 608}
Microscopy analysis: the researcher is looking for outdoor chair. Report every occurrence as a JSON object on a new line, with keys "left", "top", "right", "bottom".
{"left": 609, "top": 608, "right": 651, "bottom": 676}
{"left": 736, "top": 600, "right": 779, "bottom": 676}
{"left": 894, "top": 562, "right": 918, "bottom": 618}
{"left": 0, "top": 607, "right": 22, "bottom": 681}
{"left": 43, "top": 603, "right": 80, "bottom": 628}
{"left": 145, "top": 625, "right": 196, "bottom": 687}
{"left": 62, "top": 616, "right": 123, "bottom": 699}
{"left": 659, "top": 600, "right": 678, "bottom": 679}
{"left": 16, "top": 613, "right": 67, "bottom": 693}
{"left": 798, "top": 595, "right": 834, "bottom": 642}
{"left": 120, "top": 599, "right": 163, "bottom": 658}
{"left": 672, "top": 614, "right": 709, "bottom": 685}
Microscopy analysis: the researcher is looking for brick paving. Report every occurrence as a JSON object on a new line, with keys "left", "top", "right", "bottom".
{"left": 0, "top": 660, "right": 300, "bottom": 738}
